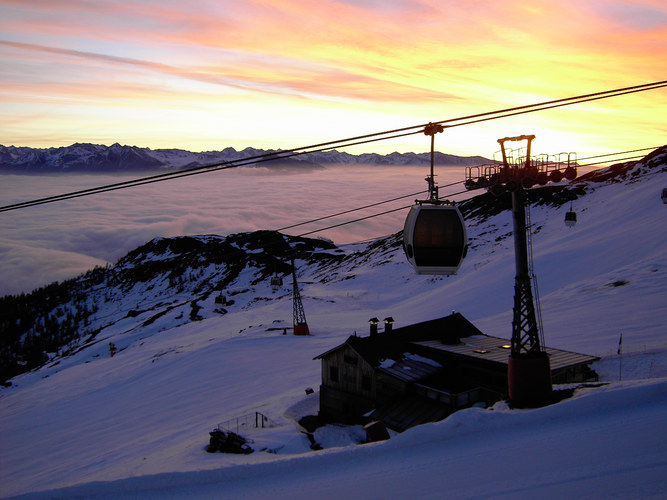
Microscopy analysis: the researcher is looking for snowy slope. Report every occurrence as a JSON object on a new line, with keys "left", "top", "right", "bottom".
{"left": 1, "top": 150, "right": 666, "bottom": 498}
{"left": 8, "top": 379, "right": 667, "bottom": 500}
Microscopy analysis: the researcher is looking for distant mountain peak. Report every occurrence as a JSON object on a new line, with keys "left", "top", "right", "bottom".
{"left": 0, "top": 143, "right": 491, "bottom": 173}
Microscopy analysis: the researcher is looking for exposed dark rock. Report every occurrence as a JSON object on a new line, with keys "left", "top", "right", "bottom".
{"left": 206, "top": 429, "right": 253, "bottom": 454}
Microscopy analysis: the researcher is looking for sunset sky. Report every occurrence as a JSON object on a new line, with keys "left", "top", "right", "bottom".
{"left": 1, "top": 0, "right": 666, "bottom": 157}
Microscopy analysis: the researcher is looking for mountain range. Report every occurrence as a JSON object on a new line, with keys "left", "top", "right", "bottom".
{"left": 0, "top": 143, "right": 490, "bottom": 173}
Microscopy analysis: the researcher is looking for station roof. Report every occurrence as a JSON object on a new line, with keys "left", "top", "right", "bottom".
{"left": 314, "top": 312, "right": 483, "bottom": 364}
{"left": 412, "top": 335, "right": 599, "bottom": 371}
{"left": 377, "top": 354, "right": 442, "bottom": 384}
{"left": 370, "top": 395, "right": 452, "bottom": 432}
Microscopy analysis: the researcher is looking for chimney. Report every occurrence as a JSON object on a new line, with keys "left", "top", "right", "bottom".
{"left": 369, "top": 317, "right": 379, "bottom": 336}
{"left": 384, "top": 317, "right": 394, "bottom": 334}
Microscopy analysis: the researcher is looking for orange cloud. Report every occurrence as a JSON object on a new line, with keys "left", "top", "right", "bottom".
{"left": 0, "top": 0, "right": 665, "bottom": 155}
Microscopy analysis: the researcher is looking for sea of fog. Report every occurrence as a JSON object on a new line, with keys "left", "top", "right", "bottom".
{"left": 0, "top": 165, "right": 479, "bottom": 296}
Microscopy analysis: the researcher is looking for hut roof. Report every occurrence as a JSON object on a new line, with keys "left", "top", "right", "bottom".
{"left": 314, "top": 312, "right": 481, "bottom": 363}
{"left": 370, "top": 395, "right": 452, "bottom": 432}
{"left": 390, "top": 312, "right": 483, "bottom": 344}
{"left": 377, "top": 354, "right": 442, "bottom": 383}
{"left": 313, "top": 333, "right": 405, "bottom": 367}
{"left": 315, "top": 313, "right": 598, "bottom": 374}
{"left": 412, "top": 335, "right": 599, "bottom": 371}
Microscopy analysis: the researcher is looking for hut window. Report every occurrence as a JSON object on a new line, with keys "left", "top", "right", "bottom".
{"left": 473, "top": 349, "right": 488, "bottom": 354}
{"left": 329, "top": 366, "right": 339, "bottom": 382}
{"left": 344, "top": 355, "right": 357, "bottom": 366}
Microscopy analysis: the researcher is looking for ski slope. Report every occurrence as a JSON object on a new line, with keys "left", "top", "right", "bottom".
{"left": 7, "top": 379, "right": 667, "bottom": 499}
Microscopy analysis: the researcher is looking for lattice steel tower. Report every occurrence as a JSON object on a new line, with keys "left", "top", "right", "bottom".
{"left": 291, "top": 255, "right": 310, "bottom": 335}
{"left": 498, "top": 135, "right": 552, "bottom": 406}
{"left": 464, "top": 135, "right": 578, "bottom": 406}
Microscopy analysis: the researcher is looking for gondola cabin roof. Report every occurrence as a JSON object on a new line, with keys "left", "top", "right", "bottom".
{"left": 403, "top": 204, "right": 467, "bottom": 275}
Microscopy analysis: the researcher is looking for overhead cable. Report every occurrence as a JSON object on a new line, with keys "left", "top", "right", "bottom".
{"left": 288, "top": 145, "right": 664, "bottom": 238}
{"left": 276, "top": 179, "right": 463, "bottom": 232}
{"left": 1, "top": 80, "right": 665, "bottom": 213}
{"left": 294, "top": 186, "right": 471, "bottom": 238}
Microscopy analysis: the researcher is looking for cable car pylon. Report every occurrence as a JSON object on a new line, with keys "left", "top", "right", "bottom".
{"left": 465, "top": 135, "right": 579, "bottom": 406}
{"left": 499, "top": 135, "right": 554, "bottom": 407}
{"left": 291, "top": 254, "right": 310, "bottom": 336}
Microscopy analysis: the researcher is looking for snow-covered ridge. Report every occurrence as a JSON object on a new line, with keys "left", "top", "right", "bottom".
{"left": 0, "top": 143, "right": 490, "bottom": 172}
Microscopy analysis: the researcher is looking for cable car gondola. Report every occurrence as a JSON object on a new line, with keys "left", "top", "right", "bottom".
{"left": 564, "top": 201, "right": 577, "bottom": 228}
{"left": 270, "top": 275, "right": 283, "bottom": 291}
{"left": 403, "top": 202, "right": 467, "bottom": 275}
{"left": 403, "top": 123, "right": 467, "bottom": 275}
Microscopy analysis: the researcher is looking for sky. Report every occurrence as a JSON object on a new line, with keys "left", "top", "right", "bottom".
{"left": 1, "top": 0, "right": 666, "bottom": 157}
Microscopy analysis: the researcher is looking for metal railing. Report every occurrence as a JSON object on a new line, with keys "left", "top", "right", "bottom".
{"left": 216, "top": 411, "right": 277, "bottom": 434}
{"left": 465, "top": 152, "right": 578, "bottom": 190}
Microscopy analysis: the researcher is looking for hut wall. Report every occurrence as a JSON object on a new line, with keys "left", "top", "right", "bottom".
{"left": 319, "top": 345, "right": 377, "bottom": 420}
{"left": 319, "top": 385, "right": 375, "bottom": 422}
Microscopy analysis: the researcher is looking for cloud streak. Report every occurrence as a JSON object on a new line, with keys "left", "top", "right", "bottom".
{"left": 0, "top": 40, "right": 287, "bottom": 95}
{"left": 0, "top": 38, "right": 463, "bottom": 114}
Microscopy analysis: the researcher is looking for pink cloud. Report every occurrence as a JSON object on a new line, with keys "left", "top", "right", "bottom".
{"left": 0, "top": 39, "right": 461, "bottom": 104}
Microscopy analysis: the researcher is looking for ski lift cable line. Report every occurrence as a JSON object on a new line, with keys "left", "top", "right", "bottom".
{"left": 2, "top": 83, "right": 665, "bottom": 213}
{"left": 275, "top": 179, "right": 463, "bottom": 232}
{"left": 0, "top": 81, "right": 664, "bottom": 213}
{"left": 577, "top": 154, "right": 655, "bottom": 169}
{"left": 294, "top": 186, "right": 472, "bottom": 238}
{"left": 0, "top": 129, "right": 421, "bottom": 213}
{"left": 290, "top": 141, "right": 667, "bottom": 238}
{"left": 0, "top": 126, "right": 657, "bottom": 215}
{"left": 438, "top": 85, "right": 667, "bottom": 133}
{"left": 0, "top": 141, "right": 655, "bottom": 218}
{"left": 275, "top": 189, "right": 427, "bottom": 232}
{"left": 577, "top": 146, "right": 661, "bottom": 162}
{"left": 295, "top": 204, "right": 414, "bottom": 238}
{"left": 282, "top": 145, "right": 666, "bottom": 236}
